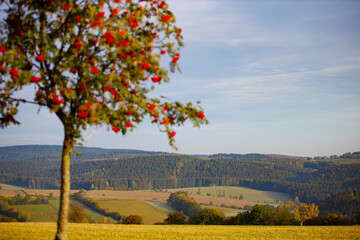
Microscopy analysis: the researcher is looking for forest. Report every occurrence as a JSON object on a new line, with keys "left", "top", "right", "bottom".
{"left": 0, "top": 145, "right": 359, "bottom": 216}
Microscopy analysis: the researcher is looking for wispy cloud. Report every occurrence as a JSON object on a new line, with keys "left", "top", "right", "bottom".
{"left": 206, "top": 64, "right": 360, "bottom": 106}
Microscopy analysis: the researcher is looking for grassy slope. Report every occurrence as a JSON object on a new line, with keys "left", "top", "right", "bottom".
{"left": 167, "top": 186, "right": 294, "bottom": 205}
{"left": 50, "top": 199, "right": 106, "bottom": 223}
{"left": 10, "top": 199, "right": 106, "bottom": 223}
{"left": 96, "top": 199, "right": 171, "bottom": 224}
{"left": 1, "top": 223, "right": 359, "bottom": 240}
{"left": 11, "top": 204, "right": 58, "bottom": 222}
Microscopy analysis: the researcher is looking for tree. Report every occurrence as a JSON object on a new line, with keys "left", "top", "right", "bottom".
{"left": 163, "top": 211, "right": 187, "bottom": 225}
{"left": 188, "top": 208, "right": 225, "bottom": 225}
{"left": 293, "top": 203, "right": 319, "bottom": 225}
{"left": 0, "top": 1, "right": 207, "bottom": 239}
{"left": 49, "top": 192, "right": 55, "bottom": 200}
{"left": 123, "top": 214, "right": 143, "bottom": 224}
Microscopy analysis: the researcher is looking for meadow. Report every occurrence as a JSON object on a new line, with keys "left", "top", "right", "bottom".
{"left": 95, "top": 199, "right": 172, "bottom": 224}
{"left": 9, "top": 199, "right": 106, "bottom": 223}
{"left": 0, "top": 223, "right": 359, "bottom": 240}
{"left": 167, "top": 186, "right": 294, "bottom": 206}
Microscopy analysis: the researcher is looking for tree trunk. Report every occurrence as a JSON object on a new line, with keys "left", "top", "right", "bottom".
{"left": 55, "top": 128, "right": 74, "bottom": 240}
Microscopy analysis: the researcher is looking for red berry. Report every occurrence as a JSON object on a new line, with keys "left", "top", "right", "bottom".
{"left": 91, "top": 66, "right": 99, "bottom": 74}
{"left": 10, "top": 68, "right": 18, "bottom": 78}
{"left": 170, "top": 131, "right": 176, "bottom": 138}
{"left": 148, "top": 104, "right": 156, "bottom": 112}
{"left": 31, "top": 76, "right": 41, "bottom": 83}
{"left": 62, "top": 4, "right": 70, "bottom": 10}
{"left": 197, "top": 112, "right": 205, "bottom": 120}
{"left": 36, "top": 55, "right": 45, "bottom": 62}
{"left": 159, "top": 1, "right": 165, "bottom": 8}
{"left": 77, "top": 110, "right": 89, "bottom": 118}
{"left": 162, "top": 15, "right": 171, "bottom": 22}
{"left": 112, "top": 126, "right": 120, "bottom": 133}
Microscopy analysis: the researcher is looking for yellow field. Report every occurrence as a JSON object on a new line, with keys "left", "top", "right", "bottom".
{"left": 0, "top": 223, "right": 359, "bottom": 240}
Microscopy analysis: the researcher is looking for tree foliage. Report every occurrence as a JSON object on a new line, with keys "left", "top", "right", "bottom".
{"left": 167, "top": 191, "right": 200, "bottom": 216}
{"left": 163, "top": 211, "right": 187, "bottom": 225}
{"left": 123, "top": 214, "right": 143, "bottom": 224}
{"left": 188, "top": 208, "right": 225, "bottom": 225}
{"left": 0, "top": 0, "right": 207, "bottom": 146}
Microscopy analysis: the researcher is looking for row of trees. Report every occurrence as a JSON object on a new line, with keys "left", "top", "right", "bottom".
{"left": 71, "top": 190, "right": 143, "bottom": 224}
{"left": 313, "top": 151, "right": 360, "bottom": 160}
{"left": 303, "top": 213, "right": 360, "bottom": 226}
{"left": 2, "top": 194, "right": 51, "bottom": 205}
{"left": 160, "top": 202, "right": 321, "bottom": 226}
{"left": 71, "top": 190, "right": 123, "bottom": 221}
{"left": 165, "top": 192, "right": 320, "bottom": 225}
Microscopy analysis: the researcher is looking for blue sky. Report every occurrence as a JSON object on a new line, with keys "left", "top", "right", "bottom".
{"left": 1, "top": 0, "right": 359, "bottom": 157}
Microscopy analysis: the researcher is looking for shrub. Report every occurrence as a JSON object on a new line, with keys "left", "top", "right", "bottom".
{"left": 188, "top": 208, "right": 225, "bottom": 225}
{"left": 123, "top": 215, "right": 143, "bottom": 225}
{"left": 164, "top": 211, "right": 188, "bottom": 225}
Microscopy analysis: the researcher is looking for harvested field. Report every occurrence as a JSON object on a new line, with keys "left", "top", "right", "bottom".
{"left": 86, "top": 190, "right": 170, "bottom": 202}
{"left": 1, "top": 223, "right": 360, "bottom": 240}
{"left": 0, "top": 189, "right": 26, "bottom": 197}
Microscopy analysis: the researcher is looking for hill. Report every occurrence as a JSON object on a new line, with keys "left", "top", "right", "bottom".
{"left": 0, "top": 145, "right": 359, "bottom": 215}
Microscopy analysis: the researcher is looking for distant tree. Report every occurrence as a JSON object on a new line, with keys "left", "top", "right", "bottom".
{"left": 188, "top": 208, "right": 225, "bottom": 225}
{"left": 123, "top": 214, "right": 143, "bottom": 225}
{"left": 49, "top": 192, "right": 55, "bottom": 200}
{"left": 163, "top": 211, "right": 187, "bottom": 225}
{"left": 0, "top": 1, "right": 207, "bottom": 239}
{"left": 275, "top": 201, "right": 299, "bottom": 225}
{"left": 293, "top": 203, "right": 319, "bottom": 225}
{"left": 248, "top": 204, "right": 275, "bottom": 225}
{"left": 167, "top": 191, "right": 200, "bottom": 216}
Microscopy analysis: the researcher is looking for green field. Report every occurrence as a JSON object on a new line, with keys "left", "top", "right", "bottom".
{"left": 9, "top": 199, "right": 106, "bottom": 223}
{"left": 96, "top": 199, "right": 172, "bottom": 224}
{"left": 167, "top": 186, "right": 293, "bottom": 205}
{"left": 11, "top": 203, "right": 58, "bottom": 222}
{"left": 0, "top": 223, "right": 359, "bottom": 240}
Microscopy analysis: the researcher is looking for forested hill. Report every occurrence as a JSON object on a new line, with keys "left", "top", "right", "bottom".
{"left": 0, "top": 145, "right": 359, "bottom": 213}
{"left": 0, "top": 145, "right": 169, "bottom": 162}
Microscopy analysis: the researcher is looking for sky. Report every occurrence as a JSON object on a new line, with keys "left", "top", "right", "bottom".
{"left": 0, "top": 0, "right": 359, "bottom": 157}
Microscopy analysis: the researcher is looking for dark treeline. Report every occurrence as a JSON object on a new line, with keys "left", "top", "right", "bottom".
{"left": 318, "top": 189, "right": 360, "bottom": 216}
{"left": 3, "top": 194, "right": 49, "bottom": 205}
{"left": 0, "top": 174, "right": 59, "bottom": 189}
